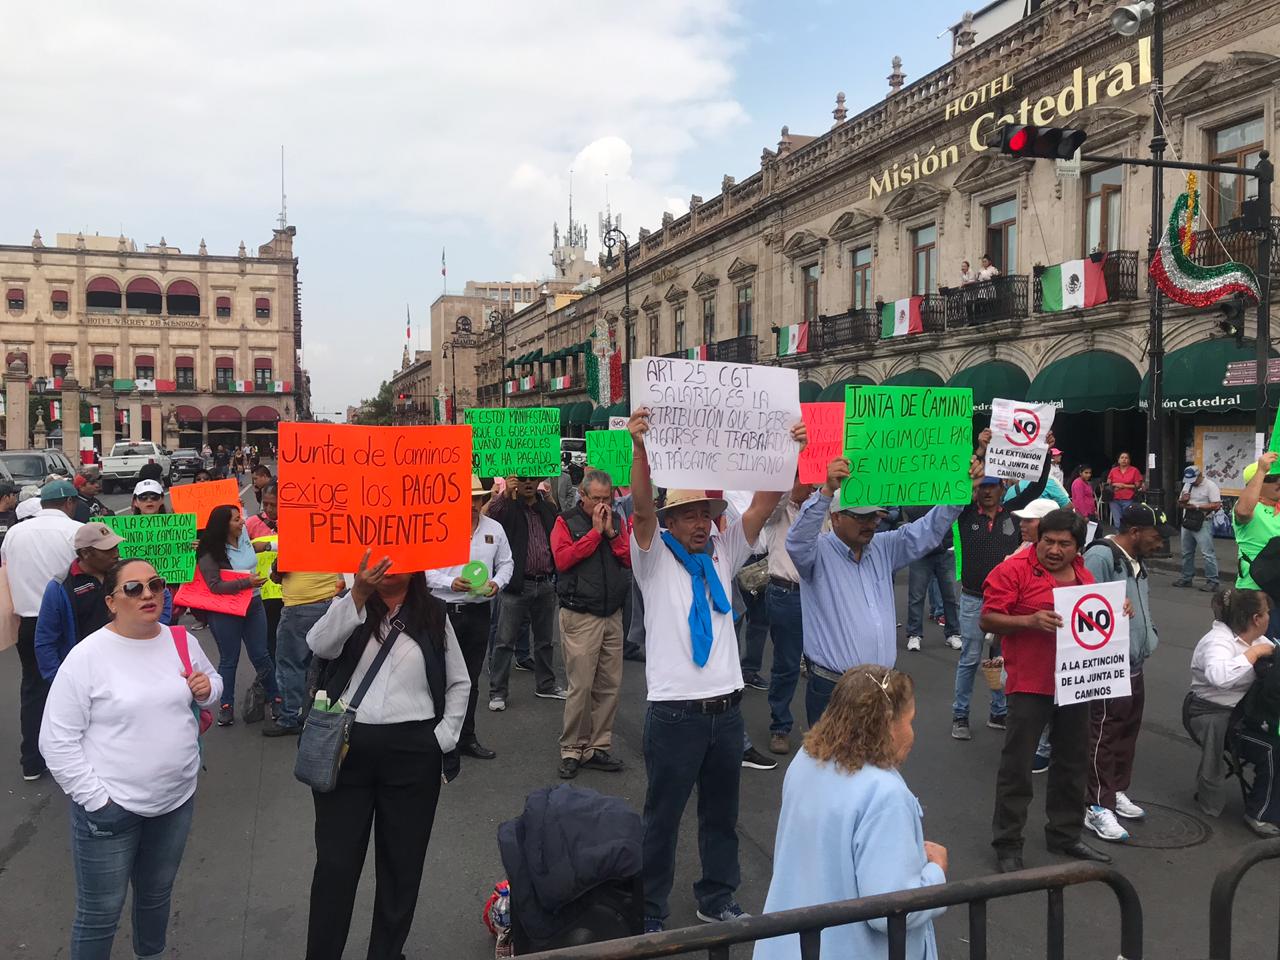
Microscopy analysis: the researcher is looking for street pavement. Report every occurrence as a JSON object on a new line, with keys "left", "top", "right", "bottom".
{"left": 2, "top": 515, "right": 1279, "bottom": 958}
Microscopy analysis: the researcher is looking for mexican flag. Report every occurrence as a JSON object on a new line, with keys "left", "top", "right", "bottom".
{"left": 272, "top": 380, "right": 286, "bottom": 394}
{"left": 777, "top": 322, "right": 810, "bottom": 356}
{"left": 686, "top": 345, "right": 708, "bottom": 361}
{"left": 880, "top": 297, "right": 923, "bottom": 338}
{"left": 550, "top": 375, "right": 571, "bottom": 390}
{"left": 1041, "top": 258, "right": 1107, "bottom": 311}
{"left": 432, "top": 397, "right": 442, "bottom": 421}
{"left": 89, "top": 405, "right": 99, "bottom": 424}
{"left": 155, "top": 380, "right": 177, "bottom": 393}
{"left": 504, "top": 381, "right": 514, "bottom": 396}
{"left": 49, "top": 400, "right": 62, "bottom": 421}
{"left": 230, "top": 380, "right": 253, "bottom": 393}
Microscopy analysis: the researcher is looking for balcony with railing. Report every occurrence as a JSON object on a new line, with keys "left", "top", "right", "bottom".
{"left": 818, "top": 309, "right": 879, "bottom": 349}
{"left": 1032, "top": 251, "right": 1140, "bottom": 313}
{"left": 944, "top": 275, "right": 1029, "bottom": 327}
{"left": 1190, "top": 217, "right": 1280, "bottom": 279}
{"left": 713, "top": 334, "right": 758, "bottom": 364}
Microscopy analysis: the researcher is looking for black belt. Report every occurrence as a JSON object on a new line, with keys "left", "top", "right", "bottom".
{"left": 806, "top": 660, "right": 843, "bottom": 684}
{"left": 769, "top": 576, "right": 800, "bottom": 592}
{"left": 445, "top": 601, "right": 489, "bottom": 615}
{"left": 962, "top": 587, "right": 983, "bottom": 598}
{"left": 524, "top": 573, "right": 554, "bottom": 583}
{"left": 653, "top": 691, "right": 742, "bottom": 714}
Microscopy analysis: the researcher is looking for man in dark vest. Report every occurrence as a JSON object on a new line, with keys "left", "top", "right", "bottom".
{"left": 550, "top": 468, "right": 631, "bottom": 779}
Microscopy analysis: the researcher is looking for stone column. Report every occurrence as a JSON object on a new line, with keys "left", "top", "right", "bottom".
{"left": 164, "top": 410, "right": 180, "bottom": 451}
{"left": 127, "top": 391, "right": 143, "bottom": 442}
{"left": 201, "top": 417, "right": 209, "bottom": 448}
{"left": 149, "top": 402, "right": 163, "bottom": 447}
{"left": 61, "top": 374, "right": 81, "bottom": 463}
{"left": 240, "top": 412, "right": 248, "bottom": 448}
{"left": 5, "top": 360, "right": 29, "bottom": 450}
{"left": 32, "top": 413, "right": 47, "bottom": 450}
{"left": 98, "top": 385, "right": 116, "bottom": 453}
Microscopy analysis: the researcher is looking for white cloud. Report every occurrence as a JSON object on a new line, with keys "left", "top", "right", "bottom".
{"left": 0, "top": 1, "right": 749, "bottom": 412}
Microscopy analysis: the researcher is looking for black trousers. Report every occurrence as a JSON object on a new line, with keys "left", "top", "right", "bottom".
{"left": 993, "top": 693, "right": 1089, "bottom": 854}
{"left": 306, "top": 721, "right": 443, "bottom": 960}
{"left": 447, "top": 603, "right": 491, "bottom": 744}
{"left": 16, "top": 616, "right": 49, "bottom": 774}
{"left": 263, "top": 597, "right": 283, "bottom": 663}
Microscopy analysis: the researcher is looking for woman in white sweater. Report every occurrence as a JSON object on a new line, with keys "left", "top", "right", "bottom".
{"left": 39, "top": 558, "right": 221, "bottom": 960}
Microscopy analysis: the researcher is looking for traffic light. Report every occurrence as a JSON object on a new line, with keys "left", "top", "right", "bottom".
{"left": 1217, "top": 294, "right": 1247, "bottom": 347}
{"left": 992, "top": 125, "right": 1087, "bottom": 160}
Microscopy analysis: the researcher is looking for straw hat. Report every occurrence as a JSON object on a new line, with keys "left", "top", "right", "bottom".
{"left": 657, "top": 489, "right": 727, "bottom": 521}
{"left": 470, "top": 474, "right": 487, "bottom": 497}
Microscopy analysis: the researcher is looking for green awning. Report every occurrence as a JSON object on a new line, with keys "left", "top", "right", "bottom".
{"left": 1026, "top": 350, "right": 1140, "bottom": 413}
{"left": 798, "top": 380, "right": 822, "bottom": 403}
{"left": 947, "top": 360, "right": 1031, "bottom": 413}
{"left": 1139, "top": 338, "right": 1278, "bottom": 412}
{"left": 816, "top": 375, "right": 874, "bottom": 402}
{"left": 590, "top": 406, "right": 611, "bottom": 426}
{"left": 881, "top": 369, "right": 944, "bottom": 388}
{"left": 557, "top": 403, "right": 574, "bottom": 431}
{"left": 568, "top": 401, "right": 594, "bottom": 426}
{"left": 607, "top": 402, "right": 629, "bottom": 418}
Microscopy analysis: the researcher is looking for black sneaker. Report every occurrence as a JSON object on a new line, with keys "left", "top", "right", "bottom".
{"left": 513, "top": 658, "right": 535, "bottom": 672}
{"left": 582, "top": 750, "right": 625, "bottom": 772}
{"left": 951, "top": 717, "right": 971, "bottom": 740}
{"left": 262, "top": 722, "right": 300, "bottom": 738}
{"left": 987, "top": 713, "right": 1008, "bottom": 731}
{"left": 558, "top": 757, "right": 580, "bottom": 779}
{"left": 21, "top": 766, "right": 47, "bottom": 782}
{"left": 742, "top": 672, "right": 769, "bottom": 691}
{"left": 741, "top": 747, "right": 777, "bottom": 770}
{"left": 217, "top": 704, "right": 235, "bottom": 727}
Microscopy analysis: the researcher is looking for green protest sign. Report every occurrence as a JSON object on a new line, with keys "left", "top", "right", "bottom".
{"left": 842, "top": 385, "right": 973, "bottom": 506}
{"left": 1268, "top": 408, "right": 1280, "bottom": 474}
{"left": 464, "top": 407, "right": 561, "bottom": 478}
{"left": 587, "top": 429, "right": 633, "bottom": 486}
{"left": 101, "top": 513, "right": 199, "bottom": 584}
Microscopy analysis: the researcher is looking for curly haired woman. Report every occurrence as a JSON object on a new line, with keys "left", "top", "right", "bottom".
{"left": 753, "top": 666, "right": 947, "bottom": 960}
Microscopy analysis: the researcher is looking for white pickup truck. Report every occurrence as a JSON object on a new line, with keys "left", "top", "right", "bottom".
{"left": 100, "top": 441, "right": 172, "bottom": 492}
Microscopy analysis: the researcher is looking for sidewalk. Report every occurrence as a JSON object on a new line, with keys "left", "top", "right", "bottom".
{"left": 1147, "top": 535, "right": 1238, "bottom": 581}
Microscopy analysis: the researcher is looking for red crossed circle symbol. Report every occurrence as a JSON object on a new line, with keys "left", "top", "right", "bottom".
{"left": 1070, "top": 593, "right": 1116, "bottom": 651}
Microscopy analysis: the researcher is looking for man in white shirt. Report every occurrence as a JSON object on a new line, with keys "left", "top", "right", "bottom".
{"left": 1175, "top": 466, "right": 1223, "bottom": 592}
{"left": 2, "top": 479, "right": 82, "bottom": 780}
{"left": 426, "top": 476, "right": 513, "bottom": 761}
{"left": 627, "top": 407, "right": 804, "bottom": 932}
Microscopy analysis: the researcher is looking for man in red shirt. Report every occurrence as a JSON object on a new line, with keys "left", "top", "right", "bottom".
{"left": 981, "top": 508, "right": 1112, "bottom": 871}
{"left": 550, "top": 468, "right": 632, "bottom": 780}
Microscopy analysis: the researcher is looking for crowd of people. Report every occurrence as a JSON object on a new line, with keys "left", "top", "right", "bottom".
{"left": 7, "top": 413, "right": 1280, "bottom": 959}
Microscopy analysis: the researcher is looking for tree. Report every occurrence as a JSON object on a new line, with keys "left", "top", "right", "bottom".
{"left": 354, "top": 380, "right": 393, "bottom": 425}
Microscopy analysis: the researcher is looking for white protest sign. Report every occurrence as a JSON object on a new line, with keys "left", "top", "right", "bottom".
{"left": 1086, "top": 520, "right": 1098, "bottom": 545}
{"left": 629, "top": 357, "right": 801, "bottom": 491}
{"left": 1053, "top": 580, "right": 1130, "bottom": 705}
{"left": 609, "top": 416, "right": 629, "bottom": 430}
{"left": 985, "top": 398, "right": 1056, "bottom": 482}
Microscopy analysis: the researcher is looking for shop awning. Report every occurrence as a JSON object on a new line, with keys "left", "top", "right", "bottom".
{"left": 568, "top": 401, "right": 594, "bottom": 426}
{"left": 590, "top": 406, "right": 611, "bottom": 426}
{"left": 556, "top": 403, "right": 573, "bottom": 431}
{"left": 947, "top": 360, "right": 1031, "bottom": 412}
{"left": 816, "top": 375, "right": 874, "bottom": 402}
{"left": 798, "top": 380, "right": 822, "bottom": 403}
{"left": 881, "top": 368, "right": 944, "bottom": 388}
{"left": 607, "top": 402, "right": 629, "bottom": 419}
{"left": 1026, "top": 350, "right": 1141, "bottom": 413}
{"left": 1139, "top": 338, "right": 1279, "bottom": 412}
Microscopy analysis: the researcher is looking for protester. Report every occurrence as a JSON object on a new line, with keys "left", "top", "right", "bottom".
{"left": 424, "top": 475, "right": 512, "bottom": 758}
{"left": 550, "top": 468, "right": 630, "bottom": 779}
{"left": 1175, "top": 465, "right": 1222, "bottom": 592}
{"left": 1069, "top": 466, "right": 1097, "bottom": 519}
{"left": 754, "top": 667, "right": 946, "bottom": 960}
{"left": 0, "top": 480, "right": 19, "bottom": 545}
{"left": 137, "top": 462, "right": 165, "bottom": 487}
{"left": 213, "top": 445, "right": 230, "bottom": 479}
{"left": 196, "top": 504, "right": 279, "bottom": 726}
{"left": 34, "top": 523, "right": 126, "bottom": 680}
{"left": 1105, "top": 452, "right": 1144, "bottom": 528}
{"left": 1081, "top": 503, "right": 1172, "bottom": 843}
{"left": 72, "top": 470, "right": 108, "bottom": 522}
{"left": 130, "top": 478, "right": 167, "bottom": 515}
{"left": 303, "top": 551, "right": 469, "bottom": 960}
{"left": 627, "top": 407, "right": 804, "bottom": 931}
{"left": 982, "top": 508, "right": 1112, "bottom": 869}
{"left": 1186, "top": 587, "right": 1274, "bottom": 822}
{"left": 193, "top": 467, "right": 214, "bottom": 484}
{"left": 3, "top": 479, "right": 82, "bottom": 780}
{"left": 1233, "top": 453, "right": 1280, "bottom": 636}
{"left": 1012, "top": 498, "right": 1058, "bottom": 548}
{"left": 899, "top": 504, "right": 962, "bottom": 653}
{"left": 487, "top": 475, "right": 565, "bottom": 710}
{"left": 39, "top": 558, "right": 220, "bottom": 960}
{"left": 246, "top": 483, "right": 283, "bottom": 662}
{"left": 787, "top": 457, "right": 967, "bottom": 723}
{"left": 1049, "top": 448, "right": 1065, "bottom": 488}
{"left": 251, "top": 463, "right": 273, "bottom": 506}
{"left": 761, "top": 477, "right": 814, "bottom": 755}
{"left": 1004, "top": 471, "right": 1070, "bottom": 508}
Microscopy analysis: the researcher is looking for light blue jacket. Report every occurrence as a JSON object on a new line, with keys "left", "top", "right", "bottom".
{"left": 754, "top": 751, "right": 944, "bottom": 960}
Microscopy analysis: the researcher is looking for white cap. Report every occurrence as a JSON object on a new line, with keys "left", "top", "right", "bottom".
{"left": 1011, "top": 498, "right": 1059, "bottom": 520}
{"left": 133, "top": 479, "right": 164, "bottom": 497}
{"left": 16, "top": 498, "right": 41, "bottom": 520}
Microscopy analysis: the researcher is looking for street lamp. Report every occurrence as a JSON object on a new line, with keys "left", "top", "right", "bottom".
{"left": 602, "top": 225, "right": 634, "bottom": 374}
{"left": 488, "top": 308, "right": 509, "bottom": 408}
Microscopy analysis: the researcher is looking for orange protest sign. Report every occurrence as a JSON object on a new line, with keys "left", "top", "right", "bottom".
{"left": 799, "top": 402, "right": 845, "bottom": 484}
{"left": 276, "top": 422, "right": 472, "bottom": 574}
{"left": 168, "top": 478, "right": 243, "bottom": 528}
{"left": 172, "top": 571, "right": 253, "bottom": 616}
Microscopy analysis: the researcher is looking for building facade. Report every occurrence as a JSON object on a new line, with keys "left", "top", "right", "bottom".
{"left": 390, "top": 348, "right": 434, "bottom": 424}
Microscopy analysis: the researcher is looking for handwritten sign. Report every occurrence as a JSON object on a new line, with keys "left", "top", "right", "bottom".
{"left": 799, "top": 402, "right": 844, "bottom": 484}
{"left": 628, "top": 357, "right": 800, "bottom": 491}
{"left": 169, "top": 478, "right": 242, "bottom": 528}
{"left": 172, "top": 570, "right": 253, "bottom": 616}
{"left": 276, "top": 422, "right": 472, "bottom": 574}
{"left": 843, "top": 386, "right": 973, "bottom": 506}
{"left": 587, "top": 430, "right": 633, "bottom": 486}
{"left": 986, "top": 399, "right": 1057, "bottom": 482}
{"left": 1053, "top": 580, "right": 1130, "bottom": 704}
{"left": 464, "top": 408, "right": 560, "bottom": 478}
{"left": 101, "top": 513, "right": 198, "bottom": 584}
{"left": 252, "top": 536, "right": 283, "bottom": 600}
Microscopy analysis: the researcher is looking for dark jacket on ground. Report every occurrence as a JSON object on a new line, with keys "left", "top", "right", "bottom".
{"left": 489, "top": 493, "right": 559, "bottom": 595}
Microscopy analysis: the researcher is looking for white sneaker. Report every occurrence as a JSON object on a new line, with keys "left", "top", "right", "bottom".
{"left": 488, "top": 696, "right": 506, "bottom": 712}
{"left": 1114, "top": 792, "right": 1146, "bottom": 820}
{"left": 1244, "top": 815, "right": 1280, "bottom": 837}
{"left": 1085, "top": 805, "right": 1129, "bottom": 842}
{"left": 945, "top": 634, "right": 963, "bottom": 650}
{"left": 906, "top": 635, "right": 922, "bottom": 652}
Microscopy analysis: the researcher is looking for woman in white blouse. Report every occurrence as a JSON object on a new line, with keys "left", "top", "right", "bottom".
{"left": 1186, "top": 587, "right": 1274, "bottom": 820}
{"left": 303, "top": 549, "right": 470, "bottom": 960}
{"left": 39, "top": 558, "right": 221, "bottom": 960}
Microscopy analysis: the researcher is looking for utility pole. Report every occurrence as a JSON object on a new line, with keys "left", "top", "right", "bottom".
{"left": 1144, "top": 0, "right": 1167, "bottom": 510}
{"left": 1256, "top": 152, "right": 1275, "bottom": 435}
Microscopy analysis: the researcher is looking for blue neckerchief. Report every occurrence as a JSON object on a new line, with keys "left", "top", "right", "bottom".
{"left": 660, "top": 530, "right": 731, "bottom": 667}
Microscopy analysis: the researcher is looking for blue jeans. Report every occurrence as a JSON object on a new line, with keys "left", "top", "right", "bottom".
{"left": 1109, "top": 499, "right": 1128, "bottom": 529}
{"left": 805, "top": 672, "right": 838, "bottom": 726}
{"left": 642, "top": 701, "right": 744, "bottom": 921}
{"left": 738, "top": 585, "right": 770, "bottom": 677}
{"left": 906, "top": 552, "right": 960, "bottom": 638}
{"left": 928, "top": 578, "right": 945, "bottom": 619}
{"left": 69, "top": 797, "right": 194, "bottom": 960}
{"left": 486, "top": 595, "right": 531, "bottom": 669}
{"left": 953, "top": 593, "right": 1007, "bottom": 720}
{"left": 208, "top": 595, "right": 279, "bottom": 709}
{"left": 765, "top": 584, "right": 804, "bottom": 735}
{"left": 275, "top": 599, "right": 330, "bottom": 728}
{"left": 1180, "top": 524, "right": 1220, "bottom": 584}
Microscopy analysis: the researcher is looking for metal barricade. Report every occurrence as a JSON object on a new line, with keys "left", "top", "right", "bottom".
{"left": 1207, "top": 836, "right": 1280, "bottom": 959}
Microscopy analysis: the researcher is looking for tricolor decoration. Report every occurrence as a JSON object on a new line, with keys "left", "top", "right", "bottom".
{"left": 48, "top": 400, "right": 62, "bottom": 421}
{"left": 1040, "top": 258, "right": 1108, "bottom": 312}
{"left": 89, "top": 405, "right": 100, "bottom": 424}
{"left": 1150, "top": 180, "right": 1261, "bottom": 308}
{"left": 880, "top": 297, "right": 923, "bottom": 338}
{"left": 776, "top": 322, "right": 810, "bottom": 357}
{"left": 504, "top": 380, "right": 515, "bottom": 396}
{"left": 685, "top": 345, "right": 709, "bottom": 361}
{"left": 549, "top": 374, "right": 572, "bottom": 391}
{"left": 608, "top": 349, "right": 623, "bottom": 403}
{"left": 586, "top": 317, "right": 616, "bottom": 404}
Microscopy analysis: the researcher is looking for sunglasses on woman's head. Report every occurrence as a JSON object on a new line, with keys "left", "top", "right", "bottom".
{"left": 115, "top": 577, "right": 167, "bottom": 598}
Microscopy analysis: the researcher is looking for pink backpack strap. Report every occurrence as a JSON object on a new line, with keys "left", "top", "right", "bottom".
{"left": 171, "top": 625, "right": 193, "bottom": 677}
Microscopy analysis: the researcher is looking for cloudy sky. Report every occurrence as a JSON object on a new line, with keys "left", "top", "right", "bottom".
{"left": 2, "top": 0, "right": 963, "bottom": 415}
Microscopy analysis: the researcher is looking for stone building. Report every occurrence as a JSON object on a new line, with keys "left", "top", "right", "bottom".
{"left": 477, "top": 0, "right": 1280, "bottom": 496}
{"left": 390, "top": 348, "right": 434, "bottom": 424}
{"left": 0, "top": 224, "right": 310, "bottom": 456}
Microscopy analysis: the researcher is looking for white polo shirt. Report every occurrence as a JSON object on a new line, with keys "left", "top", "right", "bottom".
{"left": 425, "top": 515, "right": 514, "bottom": 605}
{"left": 632, "top": 522, "right": 753, "bottom": 701}
{"left": 2, "top": 508, "right": 82, "bottom": 616}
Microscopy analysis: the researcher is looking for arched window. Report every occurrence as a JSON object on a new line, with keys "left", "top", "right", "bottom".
{"left": 50, "top": 352, "right": 71, "bottom": 380}
{"left": 253, "top": 357, "right": 274, "bottom": 390}
{"left": 125, "top": 277, "right": 162, "bottom": 315}
{"left": 6, "top": 288, "right": 25, "bottom": 311}
{"left": 175, "top": 356, "right": 195, "bottom": 390}
{"left": 135, "top": 354, "right": 156, "bottom": 381}
{"left": 255, "top": 297, "right": 271, "bottom": 319}
{"left": 216, "top": 296, "right": 231, "bottom": 318}
{"left": 166, "top": 279, "right": 200, "bottom": 316}
{"left": 51, "top": 290, "right": 69, "bottom": 313}
{"left": 93, "top": 353, "right": 115, "bottom": 386}
{"left": 215, "top": 356, "right": 235, "bottom": 390}
{"left": 86, "top": 277, "right": 121, "bottom": 313}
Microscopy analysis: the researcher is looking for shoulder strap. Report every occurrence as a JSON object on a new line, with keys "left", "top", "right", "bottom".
{"left": 346, "top": 621, "right": 403, "bottom": 711}
{"left": 171, "top": 625, "right": 193, "bottom": 676}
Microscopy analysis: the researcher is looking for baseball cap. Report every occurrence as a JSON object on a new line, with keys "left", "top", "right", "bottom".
{"left": 16, "top": 498, "right": 41, "bottom": 520}
{"left": 40, "top": 479, "right": 78, "bottom": 502}
{"left": 133, "top": 479, "right": 165, "bottom": 497}
{"left": 1119, "top": 503, "right": 1177, "bottom": 538}
{"left": 1012, "top": 498, "right": 1058, "bottom": 520}
{"left": 1243, "top": 460, "right": 1280, "bottom": 485}
{"left": 829, "top": 489, "right": 886, "bottom": 516}
{"left": 977, "top": 476, "right": 1003, "bottom": 487}
{"left": 1182, "top": 466, "right": 1199, "bottom": 482}
{"left": 75, "top": 522, "right": 125, "bottom": 552}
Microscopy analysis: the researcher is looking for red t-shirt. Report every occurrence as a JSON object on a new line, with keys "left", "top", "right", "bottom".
{"left": 982, "top": 547, "right": 1094, "bottom": 696}
{"left": 1107, "top": 465, "right": 1143, "bottom": 502}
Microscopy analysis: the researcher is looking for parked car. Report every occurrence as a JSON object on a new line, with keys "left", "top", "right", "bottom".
{"left": 561, "top": 437, "right": 586, "bottom": 469}
{"left": 0, "top": 449, "right": 73, "bottom": 487}
{"left": 170, "top": 448, "right": 208, "bottom": 479}
{"left": 100, "top": 441, "right": 172, "bottom": 492}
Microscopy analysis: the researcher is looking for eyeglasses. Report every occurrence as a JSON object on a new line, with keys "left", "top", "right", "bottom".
{"left": 136, "top": 493, "right": 162, "bottom": 502}
{"left": 115, "top": 576, "right": 167, "bottom": 599}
